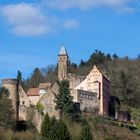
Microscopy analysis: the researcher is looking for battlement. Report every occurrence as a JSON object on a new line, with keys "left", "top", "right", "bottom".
{"left": 2, "top": 79, "right": 18, "bottom": 85}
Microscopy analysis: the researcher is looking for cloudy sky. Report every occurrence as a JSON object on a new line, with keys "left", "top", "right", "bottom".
{"left": 0, "top": 0, "right": 140, "bottom": 79}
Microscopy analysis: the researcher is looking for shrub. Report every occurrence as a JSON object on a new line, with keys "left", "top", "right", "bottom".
{"left": 36, "top": 102, "right": 44, "bottom": 114}
{"left": 80, "top": 123, "right": 92, "bottom": 140}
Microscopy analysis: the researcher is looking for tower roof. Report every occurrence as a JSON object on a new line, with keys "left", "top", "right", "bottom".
{"left": 59, "top": 46, "right": 67, "bottom": 55}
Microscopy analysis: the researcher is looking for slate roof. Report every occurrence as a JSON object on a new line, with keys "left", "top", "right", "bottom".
{"left": 59, "top": 46, "right": 67, "bottom": 55}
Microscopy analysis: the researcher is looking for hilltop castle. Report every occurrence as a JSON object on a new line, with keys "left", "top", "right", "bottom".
{"left": 1, "top": 46, "right": 110, "bottom": 123}
{"left": 57, "top": 46, "right": 110, "bottom": 115}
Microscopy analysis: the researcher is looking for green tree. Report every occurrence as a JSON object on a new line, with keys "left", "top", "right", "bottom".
{"left": 55, "top": 80, "right": 74, "bottom": 120}
{"left": 58, "top": 119, "right": 71, "bottom": 140}
{"left": 36, "top": 102, "right": 44, "bottom": 114}
{"left": 28, "top": 68, "right": 44, "bottom": 88}
{"left": 16, "top": 70, "right": 22, "bottom": 120}
{"left": 48, "top": 117, "right": 59, "bottom": 140}
{"left": 106, "top": 53, "right": 112, "bottom": 61}
{"left": 0, "top": 87, "right": 9, "bottom": 98}
{"left": 112, "top": 53, "right": 119, "bottom": 59}
{"left": 80, "top": 124, "right": 92, "bottom": 140}
{"left": 79, "top": 59, "right": 85, "bottom": 67}
{"left": 41, "top": 114, "right": 71, "bottom": 140}
{"left": 41, "top": 113, "right": 51, "bottom": 140}
{"left": 87, "top": 50, "right": 106, "bottom": 66}
{"left": 0, "top": 87, "right": 15, "bottom": 129}
{"left": 17, "top": 70, "right": 22, "bottom": 83}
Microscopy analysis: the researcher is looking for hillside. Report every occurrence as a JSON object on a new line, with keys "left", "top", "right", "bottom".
{"left": 0, "top": 50, "right": 140, "bottom": 140}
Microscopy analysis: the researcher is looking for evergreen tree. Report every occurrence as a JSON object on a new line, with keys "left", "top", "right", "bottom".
{"left": 17, "top": 70, "right": 22, "bottom": 83}
{"left": 58, "top": 119, "right": 71, "bottom": 140}
{"left": 80, "top": 124, "right": 92, "bottom": 140}
{"left": 16, "top": 70, "right": 22, "bottom": 120}
{"left": 0, "top": 87, "right": 15, "bottom": 129}
{"left": 55, "top": 80, "right": 74, "bottom": 120}
{"left": 48, "top": 117, "right": 59, "bottom": 140}
{"left": 79, "top": 59, "right": 85, "bottom": 67}
{"left": 41, "top": 113, "right": 51, "bottom": 140}
{"left": 41, "top": 114, "right": 71, "bottom": 140}
{"left": 112, "top": 53, "right": 119, "bottom": 59}
{"left": 87, "top": 50, "right": 106, "bottom": 66}
{"left": 106, "top": 54, "right": 112, "bottom": 61}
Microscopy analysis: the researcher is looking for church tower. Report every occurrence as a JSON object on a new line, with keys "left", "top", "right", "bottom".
{"left": 58, "top": 46, "right": 68, "bottom": 80}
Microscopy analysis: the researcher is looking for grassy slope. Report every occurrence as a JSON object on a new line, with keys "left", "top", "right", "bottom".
{"left": 67, "top": 116, "right": 140, "bottom": 140}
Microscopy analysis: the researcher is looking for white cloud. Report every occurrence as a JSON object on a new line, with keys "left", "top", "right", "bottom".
{"left": 43, "top": 0, "right": 136, "bottom": 11}
{"left": 1, "top": 3, "right": 79, "bottom": 36}
{"left": 12, "top": 24, "right": 50, "bottom": 36}
{"left": 1, "top": 3, "right": 50, "bottom": 36}
{"left": 64, "top": 19, "right": 79, "bottom": 29}
{"left": 117, "top": 6, "right": 135, "bottom": 13}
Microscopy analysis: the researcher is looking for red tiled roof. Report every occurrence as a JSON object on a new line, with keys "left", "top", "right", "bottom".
{"left": 27, "top": 88, "right": 39, "bottom": 96}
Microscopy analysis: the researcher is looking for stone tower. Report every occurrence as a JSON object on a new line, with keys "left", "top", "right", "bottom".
{"left": 58, "top": 46, "right": 68, "bottom": 80}
{"left": 2, "top": 79, "right": 19, "bottom": 119}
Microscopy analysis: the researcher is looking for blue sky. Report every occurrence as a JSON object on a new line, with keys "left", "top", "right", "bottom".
{"left": 0, "top": 0, "right": 140, "bottom": 79}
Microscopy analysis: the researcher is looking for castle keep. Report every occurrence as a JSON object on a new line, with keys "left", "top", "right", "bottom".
{"left": 58, "top": 46, "right": 68, "bottom": 80}
{"left": 1, "top": 46, "right": 110, "bottom": 123}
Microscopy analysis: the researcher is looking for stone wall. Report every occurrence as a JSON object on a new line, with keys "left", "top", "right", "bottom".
{"left": 69, "top": 75, "right": 86, "bottom": 89}
{"left": 19, "top": 85, "right": 30, "bottom": 107}
{"left": 40, "top": 83, "right": 59, "bottom": 119}
{"left": 2, "top": 79, "right": 32, "bottom": 121}
{"left": 2, "top": 79, "right": 18, "bottom": 119}
{"left": 32, "top": 110, "right": 43, "bottom": 132}
{"left": 77, "top": 89, "right": 99, "bottom": 112}
{"left": 19, "top": 85, "right": 30, "bottom": 120}
{"left": 28, "top": 96, "right": 40, "bottom": 106}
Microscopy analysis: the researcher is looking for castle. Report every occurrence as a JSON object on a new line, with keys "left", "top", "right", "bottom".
{"left": 1, "top": 46, "right": 110, "bottom": 122}
{"left": 57, "top": 46, "right": 110, "bottom": 115}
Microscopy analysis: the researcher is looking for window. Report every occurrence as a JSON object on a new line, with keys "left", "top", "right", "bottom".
{"left": 22, "top": 101, "right": 25, "bottom": 105}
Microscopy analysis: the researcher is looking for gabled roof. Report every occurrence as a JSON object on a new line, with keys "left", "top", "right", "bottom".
{"left": 39, "top": 83, "right": 52, "bottom": 89}
{"left": 59, "top": 46, "right": 67, "bottom": 55}
{"left": 27, "top": 88, "right": 39, "bottom": 96}
{"left": 92, "top": 65, "right": 110, "bottom": 81}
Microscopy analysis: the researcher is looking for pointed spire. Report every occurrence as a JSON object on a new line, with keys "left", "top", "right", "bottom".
{"left": 59, "top": 45, "right": 67, "bottom": 55}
